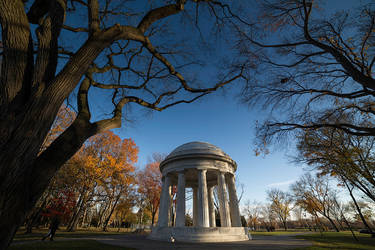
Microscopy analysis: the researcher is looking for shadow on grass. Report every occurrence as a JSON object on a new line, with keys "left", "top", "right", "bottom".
{"left": 250, "top": 230, "right": 311, "bottom": 236}
{"left": 296, "top": 231, "right": 375, "bottom": 250}
{"left": 9, "top": 240, "right": 136, "bottom": 250}
{"left": 14, "top": 227, "right": 133, "bottom": 241}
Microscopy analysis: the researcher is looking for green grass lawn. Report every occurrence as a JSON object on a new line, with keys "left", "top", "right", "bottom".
{"left": 9, "top": 240, "right": 135, "bottom": 250}
{"left": 296, "top": 231, "right": 375, "bottom": 250}
{"left": 250, "top": 230, "right": 375, "bottom": 249}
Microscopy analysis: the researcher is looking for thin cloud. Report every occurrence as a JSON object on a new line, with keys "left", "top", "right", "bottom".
{"left": 266, "top": 179, "right": 295, "bottom": 188}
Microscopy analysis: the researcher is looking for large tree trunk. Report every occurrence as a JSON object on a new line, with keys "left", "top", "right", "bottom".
{"left": 0, "top": 51, "right": 118, "bottom": 249}
{"left": 67, "top": 191, "right": 88, "bottom": 232}
{"left": 97, "top": 200, "right": 111, "bottom": 228}
{"left": 102, "top": 194, "right": 121, "bottom": 232}
{"left": 24, "top": 193, "right": 49, "bottom": 234}
{"left": 0, "top": 1, "right": 185, "bottom": 248}
{"left": 0, "top": 32, "right": 105, "bottom": 250}
{"left": 0, "top": 116, "right": 94, "bottom": 248}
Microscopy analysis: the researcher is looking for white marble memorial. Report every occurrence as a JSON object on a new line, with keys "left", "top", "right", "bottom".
{"left": 149, "top": 141, "right": 251, "bottom": 242}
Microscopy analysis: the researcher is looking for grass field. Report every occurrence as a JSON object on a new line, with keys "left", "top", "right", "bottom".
{"left": 250, "top": 230, "right": 375, "bottom": 249}
{"left": 10, "top": 227, "right": 137, "bottom": 250}
{"left": 13, "top": 227, "right": 133, "bottom": 241}
{"left": 296, "top": 231, "right": 375, "bottom": 250}
{"left": 250, "top": 230, "right": 310, "bottom": 236}
{"left": 9, "top": 240, "right": 135, "bottom": 250}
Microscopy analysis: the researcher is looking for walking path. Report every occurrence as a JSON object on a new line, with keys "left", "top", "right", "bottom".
{"left": 91, "top": 233, "right": 312, "bottom": 250}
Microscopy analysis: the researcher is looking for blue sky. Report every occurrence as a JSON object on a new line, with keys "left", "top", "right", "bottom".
{"left": 106, "top": 0, "right": 370, "bottom": 205}
{"left": 113, "top": 90, "right": 304, "bottom": 204}
{"left": 61, "top": 0, "right": 369, "bottom": 206}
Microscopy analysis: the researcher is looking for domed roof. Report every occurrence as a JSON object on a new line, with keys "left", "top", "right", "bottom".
{"left": 160, "top": 141, "right": 237, "bottom": 172}
{"left": 167, "top": 141, "right": 229, "bottom": 159}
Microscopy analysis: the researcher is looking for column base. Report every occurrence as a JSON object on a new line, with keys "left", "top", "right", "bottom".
{"left": 148, "top": 226, "right": 251, "bottom": 242}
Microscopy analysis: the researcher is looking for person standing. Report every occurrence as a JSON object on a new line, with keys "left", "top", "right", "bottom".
{"left": 42, "top": 217, "right": 60, "bottom": 241}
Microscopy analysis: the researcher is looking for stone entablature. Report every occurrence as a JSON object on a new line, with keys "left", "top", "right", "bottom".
{"left": 149, "top": 141, "right": 251, "bottom": 243}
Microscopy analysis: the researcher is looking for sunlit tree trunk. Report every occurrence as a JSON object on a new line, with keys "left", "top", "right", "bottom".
{"left": 102, "top": 193, "right": 121, "bottom": 231}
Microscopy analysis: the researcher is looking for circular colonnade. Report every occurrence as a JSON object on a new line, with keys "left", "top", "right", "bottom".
{"left": 149, "top": 141, "right": 250, "bottom": 242}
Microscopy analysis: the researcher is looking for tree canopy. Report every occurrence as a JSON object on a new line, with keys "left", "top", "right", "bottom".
{"left": 0, "top": 1, "right": 245, "bottom": 248}
{"left": 236, "top": 0, "right": 375, "bottom": 149}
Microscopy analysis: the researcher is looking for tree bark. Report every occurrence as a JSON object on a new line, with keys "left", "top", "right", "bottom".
{"left": 24, "top": 195, "right": 48, "bottom": 234}
{"left": 81, "top": 207, "right": 88, "bottom": 228}
{"left": 67, "top": 192, "right": 86, "bottom": 232}
{"left": 151, "top": 206, "right": 157, "bottom": 226}
{"left": 282, "top": 220, "right": 287, "bottom": 231}
{"left": 102, "top": 193, "right": 121, "bottom": 231}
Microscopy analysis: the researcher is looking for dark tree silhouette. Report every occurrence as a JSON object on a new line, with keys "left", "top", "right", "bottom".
{"left": 0, "top": 0, "right": 245, "bottom": 248}
{"left": 236, "top": 0, "right": 375, "bottom": 148}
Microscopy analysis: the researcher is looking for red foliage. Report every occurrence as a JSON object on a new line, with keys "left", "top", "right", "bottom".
{"left": 137, "top": 162, "right": 162, "bottom": 215}
{"left": 41, "top": 190, "right": 76, "bottom": 222}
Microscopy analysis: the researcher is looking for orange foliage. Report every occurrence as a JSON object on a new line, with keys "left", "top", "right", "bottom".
{"left": 64, "top": 131, "right": 138, "bottom": 188}
{"left": 137, "top": 160, "right": 162, "bottom": 224}
{"left": 138, "top": 162, "right": 162, "bottom": 205}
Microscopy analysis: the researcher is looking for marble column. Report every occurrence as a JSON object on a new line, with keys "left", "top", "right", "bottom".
{"left": 227, "top": 174, "right": 242, "bottom": 227}
{"left": 156, "top": 176, "right": 166, "bottom": 227}
{"left": 208, "top": 185, "right": 216, "bottom": 227}
{"left": 217, "top": 171, "right": 231, "bottom": 227}
{"left": 198, "top": 169, "right": 209, "bottom": 227}
{"left": 193, "top": 187, "right": 198, "bottom": 226}
{"left": 157, "top": 175, "right": 171, "bottom": 227}
{"left": 175, "top": 172, "right": 186, "bottom": 227}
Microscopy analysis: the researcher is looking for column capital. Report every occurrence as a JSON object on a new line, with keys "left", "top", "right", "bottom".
{"left": 217, "top": 170, "right": 227, "bottom": 175}
{"left": 227, "top": 172, "right": 235, "bottom": 178}
{"left": 197, "top": 169, "right": 208, "bottom": 176}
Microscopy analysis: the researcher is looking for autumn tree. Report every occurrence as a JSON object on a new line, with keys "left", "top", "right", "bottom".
{"left": 0, "top": 1, "right": 246, "bottom": 247}
{"left": 40, "top": 189, "right": 76, "bottom": 225}
{"left": 296, "top": 126, "right": 375, "bottom": 235}
{"left": 30, "top": 130, "right": 138, "bottom": 233}
{"left": 267, "top": 189, "right": 294, "bottom": 231}
{"left": 261, "top": 203, "right": 277, "bottom": 231}
{"left": 235, "top": 0, "right": 375, "bottom": 148}
{"left": 66, "top": 131, "right": 138, "bottom": 231}
{"left": 242, "top": 200, "right": 262, "bottom": 231}
{"left": 137, "top": 154, "right": 163, "bottom": 226}
{"left": 348, "top": 201, "right": 375, "bottom": 228}
{"left": 291, "top": 173, "right": 340, "bottom": 232}
{"left": 296, "top": 126, "right": 375, "bottom": 203}
{"left": 112, "top": 196, "right": 137, "bottom": 230}
{"left": 331, "top": 198, "right": 358, "bottom": 241}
